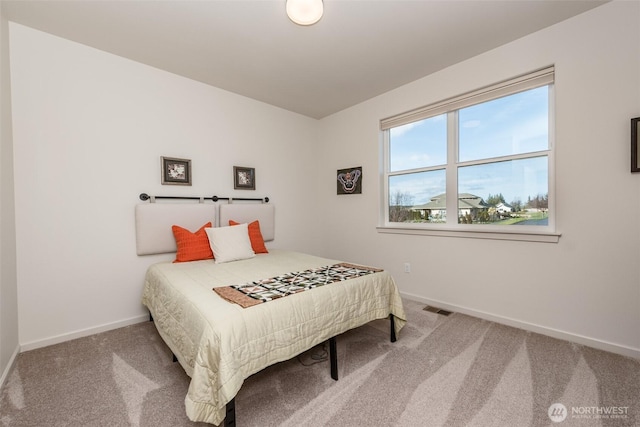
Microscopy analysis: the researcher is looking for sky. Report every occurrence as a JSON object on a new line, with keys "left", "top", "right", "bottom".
{"left": 388, "top": 86, "right": 549, "bottom": 206}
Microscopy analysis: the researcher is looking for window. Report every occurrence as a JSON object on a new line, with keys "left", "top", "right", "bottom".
{"left": 380, "top": 67, "right": 556, "bottom": 238}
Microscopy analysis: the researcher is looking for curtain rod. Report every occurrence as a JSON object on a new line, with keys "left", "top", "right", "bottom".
{"left": 138, "top": 193, "right": 269, "bottom": 203}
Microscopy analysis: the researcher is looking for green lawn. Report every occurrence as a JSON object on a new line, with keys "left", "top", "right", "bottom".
{"left": 494, "top": 211, "right": 548, "bottom": 225}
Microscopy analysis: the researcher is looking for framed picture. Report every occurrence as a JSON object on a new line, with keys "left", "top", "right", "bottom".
{"left": 161, "top": 156, "right": 191, "bottom": 185}
{"left": 234, "top": 166, "right": 255, "bottom": 190}
{"left": 337, "top": 166, "right": 362, "bottom": 195}
{"left": 632, "top": 117, "right": 640, "bottom": 173}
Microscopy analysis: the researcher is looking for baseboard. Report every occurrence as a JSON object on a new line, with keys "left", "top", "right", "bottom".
{"left": 0, "top": 344, "right": 20, "bottom": 390}
{"left": 401, "top": 292, "right": 640, "bottom": 360}
{"left": 14, "top": 296, "right": 640, "bottom": 359}
{"left": 20, "top": 314, "right": 150, "bottom": 352}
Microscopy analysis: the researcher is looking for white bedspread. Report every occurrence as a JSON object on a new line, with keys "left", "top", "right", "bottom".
{"left": 141, "top": 249, "right": 406, "bottom": 425}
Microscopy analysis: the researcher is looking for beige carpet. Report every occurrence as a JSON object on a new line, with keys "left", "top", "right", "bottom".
{"left": 1, "top": 299, "right": 638, "bottom": 427}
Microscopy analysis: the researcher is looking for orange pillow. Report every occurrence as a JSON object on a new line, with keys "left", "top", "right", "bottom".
{"left": 172, "top": 222, "right": 214, "bottom": 262}
{"left": 229, "top": 220, "right": 268, "bottom": 254}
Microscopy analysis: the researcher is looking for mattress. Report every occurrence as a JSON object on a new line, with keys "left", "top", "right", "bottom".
{"left": 141, "top": 249, "right": 407, "bottom": 425}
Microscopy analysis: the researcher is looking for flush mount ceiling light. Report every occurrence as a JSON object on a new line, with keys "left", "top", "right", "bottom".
{"left": 286, "top": 0, "right": 323, "bottom": 26}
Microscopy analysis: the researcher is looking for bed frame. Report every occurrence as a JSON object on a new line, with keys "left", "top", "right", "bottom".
{"left": 149, "top": 299, "right": 397, "bottom": 427}
{"left": 135, "top": 194, "right": 399, "bottom": 426}
{"left": 222, "top": 314, "right": 396, "bottom": 427}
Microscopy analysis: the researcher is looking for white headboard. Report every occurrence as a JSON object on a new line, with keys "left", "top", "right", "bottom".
{"left": 219, "top": 204, "right": 275, "bottom": 241}
{"left": 135, "top": 202, "right": 275, "bottom": 255}
{"left": 135, "top": 203, "right": 217, "bottom": 255}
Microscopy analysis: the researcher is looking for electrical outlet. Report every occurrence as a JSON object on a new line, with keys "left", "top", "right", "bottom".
{"left": 404, "top": 263, "right": 411, "bottom": 273}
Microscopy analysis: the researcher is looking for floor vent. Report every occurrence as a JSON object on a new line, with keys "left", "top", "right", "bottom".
{"left": 423, "top": 306, "right": 453, "bottom": 316}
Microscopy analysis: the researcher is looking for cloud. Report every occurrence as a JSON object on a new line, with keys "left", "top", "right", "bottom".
{"left": 462, "top": 119, "right": 481, "bottom": 128}
{"left": 390, "top": 121, "right": 419, "bottom": 138}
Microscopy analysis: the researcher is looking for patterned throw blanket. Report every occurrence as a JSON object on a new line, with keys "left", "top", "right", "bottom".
{"left": 213, "top": 263, "right": 383, "bottom": 308}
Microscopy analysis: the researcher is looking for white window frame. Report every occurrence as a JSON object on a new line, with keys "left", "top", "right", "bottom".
{"left": 378, "top": 67, "right": 561, "bottom": 243}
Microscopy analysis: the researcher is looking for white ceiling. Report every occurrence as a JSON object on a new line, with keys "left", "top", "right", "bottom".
{"left": 3, "top": 0, "right": 607, "bottom": 119}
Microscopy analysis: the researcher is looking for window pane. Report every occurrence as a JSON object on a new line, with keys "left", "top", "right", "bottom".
{"left": 389, "top": 114, "right": 447, "bottom": 172}
{"left": 459, "top": 86, "right": 548, "bottom": 162}
{"left": 457, "top": 157, "right": 548, "bottom": 225}
{"left": 389, "top": 170, "right": 446, "bottom": 223}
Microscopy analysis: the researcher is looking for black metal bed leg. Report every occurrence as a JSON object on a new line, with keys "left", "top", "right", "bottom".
{"left": 224, "top": 398, "right": 236, "bottom": 427}
{"left": 329, "top": 336, "right": 338, "bottom": 380}
{"left": 390, "top": 314, "right": 397, "bottom": 342}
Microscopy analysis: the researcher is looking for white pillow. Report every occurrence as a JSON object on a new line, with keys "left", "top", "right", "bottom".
{"left": 205, "top": 224, "right": 255, "bottom": 264}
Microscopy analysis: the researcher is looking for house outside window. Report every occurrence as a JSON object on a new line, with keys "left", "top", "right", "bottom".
{"left": 380, "top": 67, "right": 555, "bottom": 237}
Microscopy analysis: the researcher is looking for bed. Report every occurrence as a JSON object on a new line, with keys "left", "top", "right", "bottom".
{"left": 136, "top": 200, "right": 407, "bottom": 426}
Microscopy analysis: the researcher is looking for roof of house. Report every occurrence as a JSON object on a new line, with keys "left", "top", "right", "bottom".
{"left": 412, "top": 193, "right": 488, "bottom": 210}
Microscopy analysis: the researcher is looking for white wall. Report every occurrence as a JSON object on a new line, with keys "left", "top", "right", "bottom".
{"left": 0, "top": 3, "right": 20, "bottom": 382}
{"left": 317, "top": 1, "right": 640, "bottom": 358}
{"left": 9, "top": 23, "right": 321, "bottom": 349}
{"left": 6, "top": 2, "right": 639, "bottom": 359}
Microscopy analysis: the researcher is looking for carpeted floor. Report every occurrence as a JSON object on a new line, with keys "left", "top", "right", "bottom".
{"left": 1, "top": 298, "right": 638, "bottom": 427}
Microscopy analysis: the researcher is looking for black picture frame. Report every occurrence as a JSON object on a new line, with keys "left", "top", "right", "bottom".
{"left": 161, "top": 156, "right": 192, "bottom": 185}
{"left": 234, "top": 166, "right": 255, "bottom": 190}
{"left": 337, "top": 166, "right": 362, "bottom": 195}
{"left": 632, "top": 117, "right": 640, "bottom": 173}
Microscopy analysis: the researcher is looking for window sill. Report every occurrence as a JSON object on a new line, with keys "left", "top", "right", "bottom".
{"left": 376, "top": 225, "right": 561, "bottom": 243}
